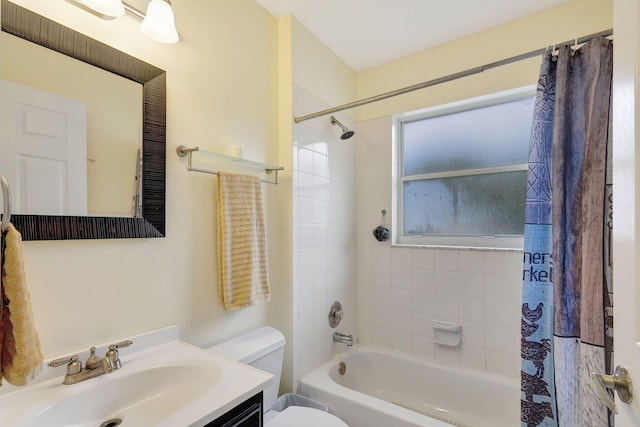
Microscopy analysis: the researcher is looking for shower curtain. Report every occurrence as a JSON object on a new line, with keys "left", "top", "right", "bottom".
{"left": 520, "top": 37, "right": 613, "bottom": 427}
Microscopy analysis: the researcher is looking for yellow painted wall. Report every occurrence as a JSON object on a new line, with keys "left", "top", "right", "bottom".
{"left": 291, "top": 17, "right": 357, "bottom": 117}
{"left": 2, "top": 0, "right": 287, "bottom": 364}
{"left": 356, "top": 0, "right": 613, "bottom": 121}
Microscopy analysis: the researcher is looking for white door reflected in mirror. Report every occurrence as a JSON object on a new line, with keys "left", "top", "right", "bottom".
{"left": 0, "top": 80, "right": 87, "bottom": 216}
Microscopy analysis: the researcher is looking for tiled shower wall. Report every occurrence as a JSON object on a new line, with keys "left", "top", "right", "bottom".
{"left": 292, "top": 86, "right": 358, "bottom": 386}
{"left": 356, "top": 117, "right": 522, "bottom": 379}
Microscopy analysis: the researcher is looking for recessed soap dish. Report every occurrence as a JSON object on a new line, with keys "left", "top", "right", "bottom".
{"left": 433, "top": 320, "right": 462, "bottom": 347}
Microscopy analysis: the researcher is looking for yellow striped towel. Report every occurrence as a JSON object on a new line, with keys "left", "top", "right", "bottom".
{"left": 217, "top": 172, "right": 270, "bottom": 311}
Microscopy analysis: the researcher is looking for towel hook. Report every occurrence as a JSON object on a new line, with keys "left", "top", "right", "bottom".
{"left": 1, "top": 175, "right": 11, "bottom": 233}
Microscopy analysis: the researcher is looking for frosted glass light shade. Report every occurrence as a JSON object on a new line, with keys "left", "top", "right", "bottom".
{"left": 78, "top": 0, "right": 125, "bottom": 18}
{"left": 140, "top": 0, "right": 179, "bottom": 44}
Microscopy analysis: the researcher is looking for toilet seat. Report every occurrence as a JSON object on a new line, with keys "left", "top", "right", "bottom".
{"left": 266, "top": 406, "right": 348, "bottom": 427}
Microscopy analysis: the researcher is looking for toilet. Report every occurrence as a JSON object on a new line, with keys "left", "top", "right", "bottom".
{"left": 208, "top": 326, "right": 347, "bottom": 427}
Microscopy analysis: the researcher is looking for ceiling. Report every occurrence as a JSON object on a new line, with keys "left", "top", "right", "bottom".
{"left": 256, "top": 0, "right": 570, "bottom": 71}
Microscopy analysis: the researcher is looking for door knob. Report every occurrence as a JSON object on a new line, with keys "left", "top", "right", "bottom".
{"left": 591, "top": 365, "right": 633, "bottom": 414}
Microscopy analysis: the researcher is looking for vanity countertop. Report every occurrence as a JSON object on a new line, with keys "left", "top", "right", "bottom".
{"left": 0, "top": 326, "right": 273, "bottom": 427}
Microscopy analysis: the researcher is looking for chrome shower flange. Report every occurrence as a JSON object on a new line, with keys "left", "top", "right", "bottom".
{"left": 328, "top": 301, "right": 343, "bottom": 328}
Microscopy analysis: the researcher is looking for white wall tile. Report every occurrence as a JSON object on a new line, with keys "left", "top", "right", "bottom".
{"left": 433, "top": 293, "right": 459, "bottom": 318}
{"left": 373, "top": 327, "right": 392, "bottom": 347}
{"left": 460, "top": 320, "right": 485, "bottom": 347}
{"left": 412, "top": 290, "right": 434, "bottom": 314}
{"left": 298, "top": 298, "right": 315, "bottom": 326}
{"left": 460, "top": 345, "right": 486, "bottom": 372}
{"left": 392, "top": 288, "right": 413, "bottom": 311}
{"left": 486, "top": 349, "right": 516, "bottom": 378}
{"left": 485, "top": 324, "right": 514, "bottom": 353}
{"left": 485, "top": 274, "right": 519, "bottom": 301}
{"left": 297, "top": 147, "right": 314, "bottom": 174}
{"left": 295, "top": 197, "right": 314, "bottom": 223}
{"left": 371, "top": 265, "right": 392, "bottom": 287}
{"left": 373, "top": 306, "right": 392, "bottom": 327}
{"left": 292, "top": 88, "right": 358, "bottom": 384}
{"left": 391, "top": 247, "right": 413, "bottom": 267}
{"left": 313, "top": 200, "right": 327, "bottom": 224}
{"left": 392, "top": 267, "right": 413, "bottom": 289}
{"left": 411, "top": 248, "right": 435, "bottom": 270}
{"left": 296, "top": 248, "right": 315, "bottom": 275}
{"left": 435, "top": 249, "right": 459, "bottom": 271}
{"left": 412, "top": 312, "right": 432, "bottom": 336}
{"left": 358, "top": 323, "right": 373, "bottom": 344}
{"left": 391, "top": 309, "right": 412, "bottom": 332}
{"left": 412, "top": 334, "right": 434, "bottom": 358}
{"left": 314, "top": 152, "right": 328, "bottom": 177}
{"left": 458, "top": 251, "right": 485, "bottom": 273}
{"left": 297, "top": 273, "right": 314, "bottom": 301}
{"left": 459, "top": 297, "right": 485, "bottom": 322}
{"left": 434, "top": 270, "right": 459, "bottom": 295}
{"left": 412, "top": 269, "right": 435, "bottom": 291}
{"left": 296, "top": 224, "right": 314, "bottom": 249}
{"left": 359, "top": 302, "right": 374, "bottom": 324}
{"left": 392, "top": 331, "right": 413, "bottom": 352}
{"left": 459, "top": 272, "right": 485, "bottom": 298}
{"left": 314, "top": 270, "right": 328, "bottom": 296}
{"left": 297, "top": 172, "right": 314, "bottom": 199}
{"left": 485, "top": 297, "right": 515, "bottom": 327}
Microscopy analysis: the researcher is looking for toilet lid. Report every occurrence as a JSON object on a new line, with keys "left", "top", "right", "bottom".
{"left": 266, "top": 406, "right": 348, "bottom": 427}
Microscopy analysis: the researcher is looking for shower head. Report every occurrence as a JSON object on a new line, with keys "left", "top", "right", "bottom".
{"left": 330, "top": 115, "right": 355, "bottom": 140}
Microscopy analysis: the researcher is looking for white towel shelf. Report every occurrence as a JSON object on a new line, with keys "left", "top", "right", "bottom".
{"left": 176, "top": 145, "right": 284, "bottom": 185}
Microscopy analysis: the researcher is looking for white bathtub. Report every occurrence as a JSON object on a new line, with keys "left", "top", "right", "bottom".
{"left": 299, "top": 346, "right": 520, "bottom": 427}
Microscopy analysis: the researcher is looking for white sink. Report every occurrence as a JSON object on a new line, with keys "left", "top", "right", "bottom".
{"left": 0, "top": 327, "right": 273, "bottom": 427}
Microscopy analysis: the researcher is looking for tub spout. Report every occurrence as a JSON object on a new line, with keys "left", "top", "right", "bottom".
{"left": 333, "top": 332, "right": 353, "bottom": 346}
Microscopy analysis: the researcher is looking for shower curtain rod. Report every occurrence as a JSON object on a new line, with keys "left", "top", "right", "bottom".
{"left": 293, "top": 28, "right": 613, "bottom": 123}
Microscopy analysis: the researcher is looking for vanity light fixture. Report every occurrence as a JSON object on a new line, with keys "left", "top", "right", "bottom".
{"left": 67, "top": 0, "right": 125, "bottom": 19}
{"left": 66, "top": 0, "right": 180, "bottom": 44}
{"left": 139, "top": 0, "right": 179, "bottom": 44}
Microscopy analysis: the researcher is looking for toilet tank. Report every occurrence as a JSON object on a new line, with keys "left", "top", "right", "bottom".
{"left": 208, "top": 326, "right": 285, "bottom": 411}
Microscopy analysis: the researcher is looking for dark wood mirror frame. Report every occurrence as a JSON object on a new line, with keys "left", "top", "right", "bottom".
{"left": 1, "top": 0, "right": 165, "bottom": 240}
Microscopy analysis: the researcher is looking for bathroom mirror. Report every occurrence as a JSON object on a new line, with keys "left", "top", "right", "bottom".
{"left": 0, "top": 1, "right": 165, "bottom": 240}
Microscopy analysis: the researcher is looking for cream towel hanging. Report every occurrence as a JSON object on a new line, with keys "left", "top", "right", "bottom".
{"left": 1, "top": 224, "right": 43, "bottom": 386}
{"left": 217, "top": 171, "right": 270, "bottom": 310}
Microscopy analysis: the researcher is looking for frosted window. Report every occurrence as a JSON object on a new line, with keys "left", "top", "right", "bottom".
{"left": 403, "top": 171, "right": 526, "bottom": 235}
{"left": 403, "top": 98, "right": 533, "bottom": 176}
{"left": 398, "top": 91, "right": 533, "bottom": 243}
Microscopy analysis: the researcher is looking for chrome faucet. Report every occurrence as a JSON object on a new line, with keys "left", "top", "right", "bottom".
{"left": 48, "top": 341, "right": 133, "bottom": 385}
{"left": 333, "top": 332, "right": 353, "bottom": 346}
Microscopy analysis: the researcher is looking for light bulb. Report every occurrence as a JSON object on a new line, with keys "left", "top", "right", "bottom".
{"left": 140, "top": 0, "right": 179, "bottom": 44}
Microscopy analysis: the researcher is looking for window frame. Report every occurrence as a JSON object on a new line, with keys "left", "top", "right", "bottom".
{"left": 393, "top": 85, "right": 536, "bottom": 249}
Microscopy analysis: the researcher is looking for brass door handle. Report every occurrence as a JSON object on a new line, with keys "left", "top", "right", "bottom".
{"left": 591, "top": 365, "right": 633, "bottom": 414}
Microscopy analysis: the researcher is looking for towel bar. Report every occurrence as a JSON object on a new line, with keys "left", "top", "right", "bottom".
{"left": 1, "top": 175, "right": 11, "bottom": 233}
{"left": 176, "top": 145, "right": 284, "bottom": 185}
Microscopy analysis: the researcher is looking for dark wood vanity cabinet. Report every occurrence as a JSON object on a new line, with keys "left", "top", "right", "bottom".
{"left": 204, "top": 392, "right": 263, "bottom": 427}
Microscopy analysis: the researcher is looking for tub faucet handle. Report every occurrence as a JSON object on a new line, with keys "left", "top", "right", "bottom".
{"left": 106, "top": 340, "right": 133, "bottom": 370}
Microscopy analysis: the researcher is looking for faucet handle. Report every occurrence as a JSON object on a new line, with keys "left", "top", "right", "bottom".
{"left": 48, "top": 355, "right": 82, "bottom": 375}
{"left": 106, "top": 340, "right": 133, "bottom": 369}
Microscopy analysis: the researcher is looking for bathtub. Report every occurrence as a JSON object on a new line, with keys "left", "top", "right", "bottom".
{"left": 299, "top": 346, "right": 520, "bottom": 427}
